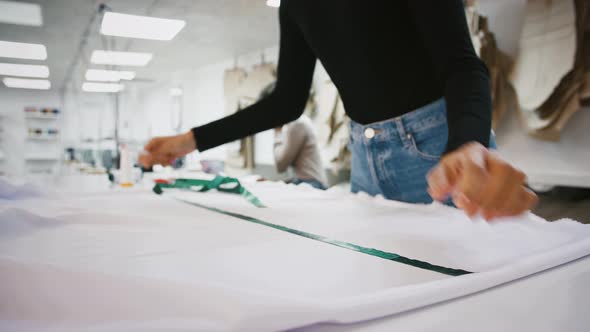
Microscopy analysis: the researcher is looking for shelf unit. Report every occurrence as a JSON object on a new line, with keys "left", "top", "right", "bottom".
{"left": 24, "top": 107, "right": 62, "bottom": 175}
{"left": 27, "top": 136, "right": 60, "bottom": 141}
{"left": 25, "top": 115, "right": 61, "bottom": 120}
{"left": 24, "top": 154, "right": 60, "bottom": 161}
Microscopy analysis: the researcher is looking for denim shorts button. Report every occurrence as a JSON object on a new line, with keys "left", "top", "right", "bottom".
{"left": 364, "top": 128, "right": 375, "bottom": 139}
{"left": 407, "top": 133, "right": 412, "bottom": 139}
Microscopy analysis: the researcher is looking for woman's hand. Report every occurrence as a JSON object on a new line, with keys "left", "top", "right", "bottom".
{"left": 139, "top": 131, "right": 197, "bottom": 168}
{"left": 427, "top": 142, "right": 538, "bottom": 220}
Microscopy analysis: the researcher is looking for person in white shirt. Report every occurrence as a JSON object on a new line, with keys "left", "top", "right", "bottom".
{"left": 274, "top": 115, "right": 327, "bottom": 189}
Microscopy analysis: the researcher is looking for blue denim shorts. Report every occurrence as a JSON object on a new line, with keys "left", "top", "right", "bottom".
{"left": 349, "top": 98, "right": 496, "bottom": 204}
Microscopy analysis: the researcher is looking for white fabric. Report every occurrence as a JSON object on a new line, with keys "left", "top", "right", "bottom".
{"left": 511, "top": 0, "right": 576, "bottom": 111}
{"left": 1, "top": 175, "right": 590, "bottom": 331}
{"left": 314, "top": 81, "right": 350, "bottom": 171}
{"left": 465, "top": 7, "right": 482, "bottom": 57}
{"left": 237, "top": 63, "right": 276, "bottom": 107}
{"left": 0, "top": 176, "right": 42, "bottom": 199}
{"left": 300, "top": 255, "right": 590, "bottom": 332}
{"left": 223, "top": 68, "right": 247, "bottom": 115}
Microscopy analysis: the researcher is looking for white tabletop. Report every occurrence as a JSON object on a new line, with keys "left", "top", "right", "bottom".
{"left": 3, "top": 173, "right": 590, "bottom": 331}
{"left": 301, "top": 255, "right": 590, "bottom": 332}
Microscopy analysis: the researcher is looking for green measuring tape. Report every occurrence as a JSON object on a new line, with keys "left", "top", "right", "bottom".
{"left": 153, "top": 176, "right": 265, "bottom": 208}
{"left": 154, "top": 176, "right": 472, "bottom": 277}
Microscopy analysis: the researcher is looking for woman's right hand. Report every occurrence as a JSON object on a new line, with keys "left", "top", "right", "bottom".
{"left": 139, "top": 131, "right": 197, "bottom": 168}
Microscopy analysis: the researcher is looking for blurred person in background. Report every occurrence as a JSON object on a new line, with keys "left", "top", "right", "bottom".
{"left": 274, "top": 115, "right": 327, "bottom": 190}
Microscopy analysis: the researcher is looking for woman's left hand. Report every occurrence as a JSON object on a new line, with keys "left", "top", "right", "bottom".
{"left": 427, "top": 142, "right": 538, "bottom": 220}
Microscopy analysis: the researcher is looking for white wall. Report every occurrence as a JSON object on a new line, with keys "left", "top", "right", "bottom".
{"left": 62, "top": 88, "right": 119, "bottom": 145}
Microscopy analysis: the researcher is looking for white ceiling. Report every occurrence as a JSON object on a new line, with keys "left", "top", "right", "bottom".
{"left": 0, "top": 0, "right": 279, "bottom": 92}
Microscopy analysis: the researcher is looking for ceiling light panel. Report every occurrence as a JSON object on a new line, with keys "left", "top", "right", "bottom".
{"left": 101, "top": 12, "right": 186, "bottom": 41}
{"left": 266, "top": 0, "right": 280, "bottom": 8}
{"left": 118, "top": 71, "right": 135, "bottom": 80}
{"left": 169, "top": 88, "right": 183, "bottom": 96}
{"left": 90, "top": 50, "right": 153, "bottom": 67}
{"left": 0, "top": 1, "right": 42, "bottom": 26}
{"left": 3, "top": 77, "right": 50, "bottom": 90}
{"left": 85, "top": 69, "right": 136, "bottom": 82}
{"left": 0, "top": 62, "right": 49, "bottom": 78}
{"left": 82, "top": 82, "right": 124, "bottom": 93}
{"left": 0, "top": 41, "right": 47, "bottom": 60}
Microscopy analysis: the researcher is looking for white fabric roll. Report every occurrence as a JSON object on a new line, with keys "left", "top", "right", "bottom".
{"left": 511, "top": 0, "right": 576, "bottom": 111}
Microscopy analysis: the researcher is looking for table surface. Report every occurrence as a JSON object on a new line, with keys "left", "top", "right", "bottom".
{"left": 5, "top": 174, "right": 590, "bottom": 332}
{"left": 299, "top": 255, "right": 590, "bottom": 332}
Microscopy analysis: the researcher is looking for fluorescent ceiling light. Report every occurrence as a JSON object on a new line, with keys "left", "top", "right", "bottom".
{"left": 169, "top": 88, "right": 183, "bottom": 96}
{"left": 0, "top": 1, "right": 42, "bottom": 26}
{"left": 82, "top": 82, "right": 124, "bottom": 93}
{"left": 85, "top": 69, "right": 136, "bottom": 82}
{"left": 266, "top": 0, "right": 280, "bottom": 8}
{"left": 101, "top": 12, "right": 186, "bottom": 41}
{"left": 3, "top": 77, "right": 50, "bottom": 90}
{"left": 90, "top": 50, "right": 152, "bottom": 67}
{"left": 0, "top": 62, "right": 49, "bottom": 78}
{"left": 0, "top": 41, "right": 47, "bottom": 60}
{"left": 118, "top": 71, "right": 135, "bottom": 80}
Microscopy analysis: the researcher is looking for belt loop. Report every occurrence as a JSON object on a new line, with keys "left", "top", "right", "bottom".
{"left": 350, "top": 121, "right": 360, "bottom": 142}
{"left": 394, "top": 118, "right": 409, "bottom": 146}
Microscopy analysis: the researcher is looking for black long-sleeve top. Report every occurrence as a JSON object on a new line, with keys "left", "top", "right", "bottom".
{"left": 193, "top": 0, "right": 491, "bottom": 153}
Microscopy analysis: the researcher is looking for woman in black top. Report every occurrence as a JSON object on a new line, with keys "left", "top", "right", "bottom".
{"left": 141, "top": 0, "right": 537, "bottom": 220}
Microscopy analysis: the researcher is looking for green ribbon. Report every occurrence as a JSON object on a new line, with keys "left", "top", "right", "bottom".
{"left": 153, "top": 176, "right": 265, "bottom": 208}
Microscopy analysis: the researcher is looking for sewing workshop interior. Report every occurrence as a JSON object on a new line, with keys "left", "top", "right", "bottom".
{"left": 1, "top": 0, "right": 590, "bottom": 331}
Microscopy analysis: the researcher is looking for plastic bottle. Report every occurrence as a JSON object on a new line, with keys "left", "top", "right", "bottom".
{"left": 119, "top": 144, "right": 133, "bottom": 187}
